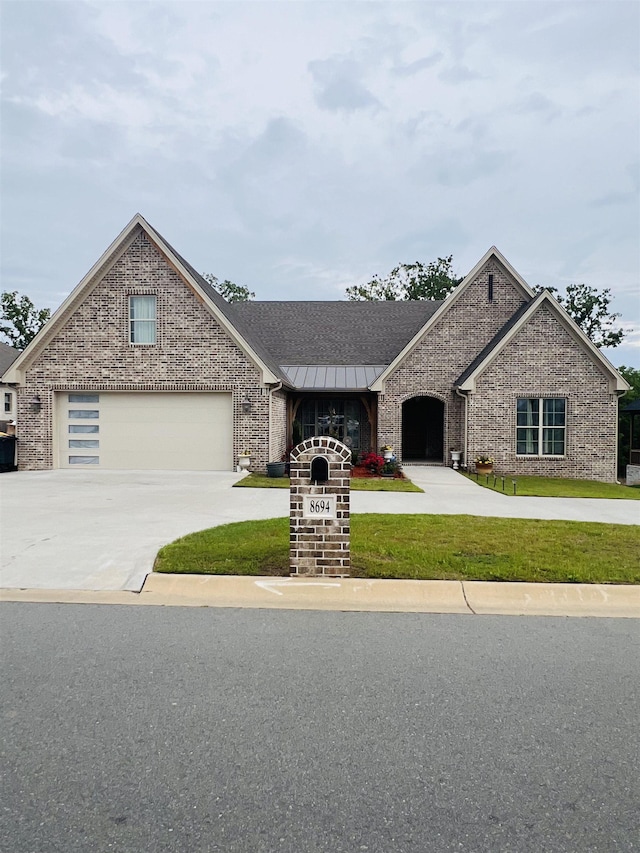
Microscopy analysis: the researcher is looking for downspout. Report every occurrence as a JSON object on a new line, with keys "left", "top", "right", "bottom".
{"left": 615, "top": 389, "right": 626, "bottom": 484}
{"left": 268, "top": 381, "right": 284, "bottom": 462}
{"left": 455, "top": 386, "right": 468, "bottom": 468}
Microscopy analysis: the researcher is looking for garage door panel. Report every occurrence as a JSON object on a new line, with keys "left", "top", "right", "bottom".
{"left": 57, "top": 392, "right": 233, "bottom": 471}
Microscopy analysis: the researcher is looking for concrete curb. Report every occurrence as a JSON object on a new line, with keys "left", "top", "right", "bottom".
{"left": 2, "top": 575, "right": 639, "bottom": 618}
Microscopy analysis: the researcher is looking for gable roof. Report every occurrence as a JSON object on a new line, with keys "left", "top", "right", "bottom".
{"left": 455, "top": 290, "right": 630, "bottom": 393}
{"left": 370, "top": 246, "right": 535, "bottom": 391}
{"left": 3, "top": 214, "right": 280, "bottom": 385}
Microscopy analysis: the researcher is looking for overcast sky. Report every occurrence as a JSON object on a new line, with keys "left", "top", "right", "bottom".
{"left": 2, "top": 1, "right": 638, "bottom": 368}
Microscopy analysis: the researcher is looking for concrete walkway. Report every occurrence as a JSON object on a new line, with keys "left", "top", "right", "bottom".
{"left": 0, "top": 467, "right": 638, "bottom": 596}
{"left": 361, "top": 465, "right": 640, "bottom": 525}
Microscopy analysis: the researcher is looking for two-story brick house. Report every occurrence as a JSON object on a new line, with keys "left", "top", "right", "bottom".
{"left": 2, "top": 214, "right": 628, "bottom": 480}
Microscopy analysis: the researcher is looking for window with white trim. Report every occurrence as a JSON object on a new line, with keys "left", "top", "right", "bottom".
{"left": 129, "top": 295, "right": 157, "bottom": 344}
{"left": 4, "top": 393, "right": 11, "bottom": 413}
{"left": 517, "top": 398, "right": 566, "bottom": 455}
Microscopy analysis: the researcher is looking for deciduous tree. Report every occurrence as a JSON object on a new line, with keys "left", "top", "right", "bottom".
{"left": 534, "top": 283, "right": 625, "bottom": 349}
{"left": 346, "top": 257, "right": 462, "bottom": 301}
{"left": 0, "top": 291, "right": 51, "bottom": 350}
{"left": 202, "top": 273, "right": 255, "bottom": 302}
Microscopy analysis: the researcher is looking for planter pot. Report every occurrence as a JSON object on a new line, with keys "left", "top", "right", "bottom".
{"left": 476, "top": 463, "right": 493, "bottom": 475}
{"left": 266, "top": 461, "right": 286, "bottom": 478}
{"left": 383, "top": 450, "right": 393, "bottom": 461}
{"left": 450, "top": 450, "right": 461, "bottom": 470}
{"left": 238, "top": 455, "right": 251, "bottom": 470}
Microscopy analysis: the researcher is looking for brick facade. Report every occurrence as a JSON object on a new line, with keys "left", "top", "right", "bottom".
{"left": 16, "top": 229, "right": 275, "bottom": 471}
{"left": 468, "top": 304, "right": 619, "bottom": 481}
{"left": 9, "top": 226, "right": 624, "bottom": 482}
{"left": 379, "top": 259, "right": 527, "bottom": 463}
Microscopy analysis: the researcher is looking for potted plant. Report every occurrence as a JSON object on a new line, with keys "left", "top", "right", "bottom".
{"left": 266, "top": 460, "right": 286, "bottom": 478}
{"left": 381, "top": 444, "right": 394, "bottom": 461}
{"left": 238, "top": 450, "right": 251, "bottom": 470}
{"left": 475, "top": 454, "right": 494, "bottom": 474}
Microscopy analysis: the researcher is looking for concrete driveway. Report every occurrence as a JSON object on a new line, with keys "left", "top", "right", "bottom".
{"left": 1, "top": 467, "right": 637, "bottom": 592}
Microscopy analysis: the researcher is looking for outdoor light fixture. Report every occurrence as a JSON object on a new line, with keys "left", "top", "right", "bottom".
{"left": 29, "top": 394, "right": 42, "bottom": 411}
{"left": 241, "top": 395, "right": 252, "bottom": 414}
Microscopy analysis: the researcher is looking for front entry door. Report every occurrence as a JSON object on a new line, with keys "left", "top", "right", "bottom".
{"left": 402, "top": 396, "right": 444, "bottom": 462}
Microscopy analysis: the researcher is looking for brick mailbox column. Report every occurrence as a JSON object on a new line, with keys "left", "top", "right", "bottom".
{"left": 289, "top": 437, "right": 351, "bottom": 576}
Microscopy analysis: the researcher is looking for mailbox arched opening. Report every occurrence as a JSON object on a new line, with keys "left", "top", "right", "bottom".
{"left": 310, "top": 456, "right": 329, "bottom": 484}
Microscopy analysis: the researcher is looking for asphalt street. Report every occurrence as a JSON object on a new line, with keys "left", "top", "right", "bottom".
{"left": 1, "top": 604, "right": 638, "bottom": 852}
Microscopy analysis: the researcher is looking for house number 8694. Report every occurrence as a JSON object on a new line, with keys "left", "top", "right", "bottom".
{"left": 302, "top": 495, "right": 337, "bottom": 518}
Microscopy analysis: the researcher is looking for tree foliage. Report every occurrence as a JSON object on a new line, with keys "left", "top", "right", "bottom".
{"left": 202, "top": 273, "right": 255, "bottom": 303}
{"left": 346, "top": 257, "right": 462, "bottom": 302}
{"left": 534, "top": 283, "right": 625, "bottom": 349}
{"left": 0, "top": 291, "right": 51, "bottom": 350}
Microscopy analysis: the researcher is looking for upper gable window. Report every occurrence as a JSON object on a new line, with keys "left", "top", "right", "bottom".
{"left": 129, "top": 295, "right": 157, "bottom": 345}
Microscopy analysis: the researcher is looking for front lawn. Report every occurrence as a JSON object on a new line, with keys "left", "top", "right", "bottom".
{"left": 154, "top": 514, "right": 640, "bottom": 584}
{"left": 463, "top": 472, "right": 640, "bottom": 500}
{"left": 234, "top": 472, "right": 422, "bottom": 493}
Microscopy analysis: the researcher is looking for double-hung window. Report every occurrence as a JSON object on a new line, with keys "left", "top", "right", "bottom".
{"left": 517, "top": 398, "right": 566, "bottom": 456}
{"left": 129, "top": 295, "right": 157, "bottom": 344}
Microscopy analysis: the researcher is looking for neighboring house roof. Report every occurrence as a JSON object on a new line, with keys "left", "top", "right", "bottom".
{"left": 455, "top": 290, "right": 630, "bottom": 394}
{"left": 622, "top": 399, "right": 640, "bottom": 413}
{"left": 0, "top": 342, "right": 20, "bottom": 379}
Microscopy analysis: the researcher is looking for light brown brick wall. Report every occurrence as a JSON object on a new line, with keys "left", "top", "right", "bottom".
{"left": 380, "top": 259, "right": 527, "bottom": 462}
{"left": 290, "top": 437, "right": 351, "bottom": 576}
{"left": 17, "top": 229, "right": 270, "bottom": 470}
{"left": 468, "top": 304, "right": 619, "bottom": 482}
{"left": 269, "top": 388, "right": 288, "bottom": 465}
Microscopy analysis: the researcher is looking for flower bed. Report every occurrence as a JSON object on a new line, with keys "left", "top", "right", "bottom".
{"left": 351, "top": 465, "right": 405, "bottom": 480}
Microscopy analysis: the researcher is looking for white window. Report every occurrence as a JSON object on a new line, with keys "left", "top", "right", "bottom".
{"left": 4, "top": 393, "right": 11, "bottom": 413}
{"left": 129, "top": 295, "right": 157, "bottom": 344}
{"left": 517, "top": 398, "right": 566, "bottom": 455}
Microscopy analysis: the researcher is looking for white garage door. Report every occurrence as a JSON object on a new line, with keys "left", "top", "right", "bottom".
{"left": 56, "top": 392, "right": 233, "bottom": 471}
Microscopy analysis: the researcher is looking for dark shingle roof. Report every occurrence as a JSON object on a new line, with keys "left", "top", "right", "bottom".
{"left": 622, "top": 399, "right": 640, "bottom": 413}
{"left": 0, "top": 342, "right": 20, "bottom": 377}
{"left": 230, "top": 300, "right": 442, "bottom": 366}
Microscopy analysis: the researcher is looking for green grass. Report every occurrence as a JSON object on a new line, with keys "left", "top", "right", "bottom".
{"left": 234, "top": 472, "right": 423, "bottom": 492}
{"left": 463, "top": 472, "right": 640, "bottom": 500}
{"left": 154, "top": 514, "right": 640, "bottom": 584}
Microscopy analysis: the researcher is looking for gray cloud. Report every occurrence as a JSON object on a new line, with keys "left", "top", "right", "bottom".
{"left": 438, "top": 64, "right": 482, "bottom": 84}
{"left": 392, "top": 52, "right": 443, "bottom": 77}
{"left": 308, "top": 57, "right": 381, "bottom": 112}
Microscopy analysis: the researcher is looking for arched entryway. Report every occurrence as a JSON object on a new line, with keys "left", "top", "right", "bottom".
{"left": 402, "top": 396, "right": 445, "bottom": 463}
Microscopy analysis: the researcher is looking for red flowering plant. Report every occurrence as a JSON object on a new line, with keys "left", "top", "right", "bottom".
{"left": 360, "top": 451, "right": 385, "bottom": 475}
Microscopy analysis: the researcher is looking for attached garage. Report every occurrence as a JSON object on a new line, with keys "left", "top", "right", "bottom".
{"left": 56, "top": 392, "right": 233, "bottom": 471}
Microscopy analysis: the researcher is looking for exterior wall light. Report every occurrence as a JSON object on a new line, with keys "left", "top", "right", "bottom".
{"left": 29, "top": 394, "right": 43, "bottom": 412}
{"left": 241, "top": 395, "right": 252, "bottom": 414}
